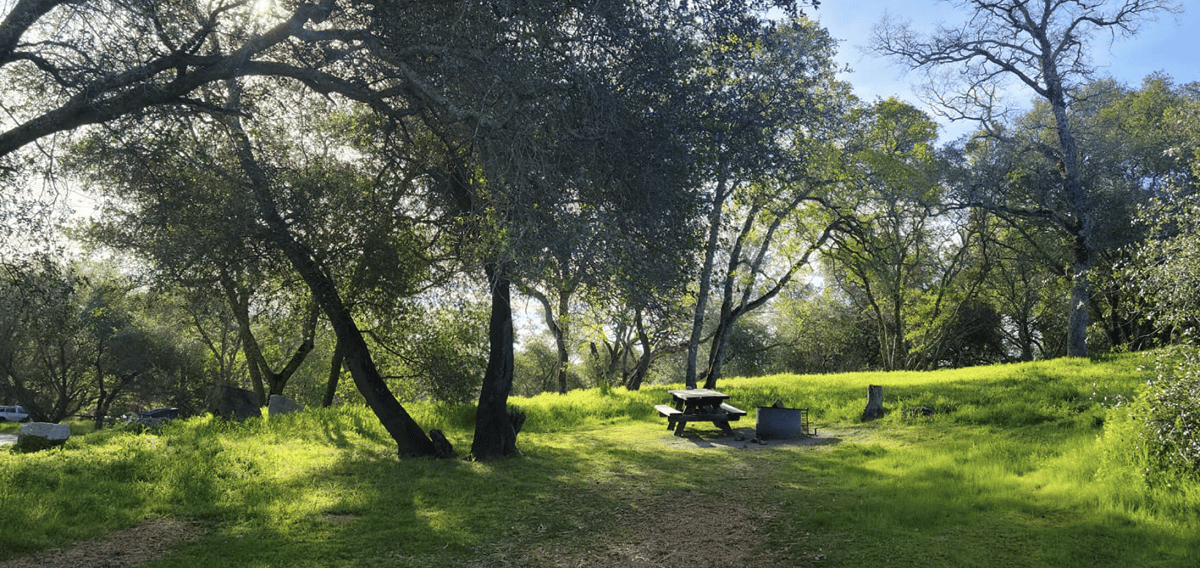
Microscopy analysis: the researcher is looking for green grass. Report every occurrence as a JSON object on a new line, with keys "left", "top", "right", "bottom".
{"left": 2, "top": 353, "right": 1198, "bottom": 567}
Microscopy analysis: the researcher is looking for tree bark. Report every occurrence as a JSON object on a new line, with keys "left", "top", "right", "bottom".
{"left": 626, "top": 309, "right": 652, "bottom": 391}
{"left": 259, "top": 199, "right": 435, "bottom": 456}
{"left": 529, "top": 288, "right": 570, "bottom": 394}
{"left": 1067, "top": 233, "right": 1091, "bottom": 358}
{"left": 220, "top": 271, "right": 316, "bottom": 402}
{"left": 220, "top": 274, "right": 268, "bottom": 404}
{"left": 471, "top": 263, "right": 519, "bottom": 460}
{"left": 686, "top": 174, "right": 729, "bottom": 389}
{"left": 1049, "top": 80, "right": 1090, "bottom": 359}
{"left": 321, "top": 338, "right": 344, "bottom": 407}
{"left": 222, "top": 87, "right": 437, "bottom": 457}
{"left": 701, "top": 212, "right": 834, "bottom": 387}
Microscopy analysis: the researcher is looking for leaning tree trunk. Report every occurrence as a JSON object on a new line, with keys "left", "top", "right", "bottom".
{"left": 702, "top": 313, "right": 736, "bottom": 390}
{"left": 257, "top": 191, "right": 436, "bottom": 458}
{"left": 222, "top": 97, "right": 438, "bottom": 457}
{"left": 471, "top": 264, "right": 519, "bottom": 460}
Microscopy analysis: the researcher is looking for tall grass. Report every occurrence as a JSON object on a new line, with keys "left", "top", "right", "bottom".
{"left": 1, "top": 353, "right": 1197, "bottom": 567}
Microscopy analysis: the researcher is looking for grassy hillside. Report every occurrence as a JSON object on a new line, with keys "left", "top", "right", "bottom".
{"left": 1, "top": 354, "right": 1197, "bottom": 567}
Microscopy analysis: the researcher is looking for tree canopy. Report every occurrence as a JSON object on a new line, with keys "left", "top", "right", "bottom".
{"left": 3, "top": 0, "right": 1199, "bottom": 466}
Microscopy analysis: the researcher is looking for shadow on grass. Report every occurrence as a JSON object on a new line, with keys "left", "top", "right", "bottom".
{"left": 657, "top": 424, "right": 842, "bottom": 451}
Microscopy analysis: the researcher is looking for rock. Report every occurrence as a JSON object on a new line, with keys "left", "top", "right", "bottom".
{"left": 207, "top": 385, "right": 262, "bottom": 421}
{"left": 16, "top": 422, "right": 70, "bottom": 451}
{"left": 903, "top": 406, "right": 935, "bottom": 418}
{"left": 268, "top": 394, "right": 304, "bottom": 416}
{"left": 861, "top": 384, "right": 884, "bottom": 421}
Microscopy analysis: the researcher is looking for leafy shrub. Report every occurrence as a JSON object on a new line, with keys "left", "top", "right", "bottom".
{"left": 1125, "top": 346, "right": 1200, "bottom": 485}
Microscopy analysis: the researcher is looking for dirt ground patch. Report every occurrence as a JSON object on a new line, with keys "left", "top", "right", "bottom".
{"left": 472, "top": 427, "right": 846, "bottom": 567}
{"left": 0, "top": 518, "right": 200, "bottom": 568}
{"left": 499, "top": 492, "right": 787, "bottom": 568}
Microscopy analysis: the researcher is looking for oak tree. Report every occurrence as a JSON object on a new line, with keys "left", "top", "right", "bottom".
{"left": 872, "top": 0, "right": 1183, "bottom": 357}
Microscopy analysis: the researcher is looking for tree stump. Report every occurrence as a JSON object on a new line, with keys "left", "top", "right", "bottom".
{"left": 509, "top": 410, "right": 526, "bottom": 436}
{"left": 429, "top": 429, "right": 456, "bottom": 459}
{"left": 861, "top": 385, "right": 884, "bottom": 421}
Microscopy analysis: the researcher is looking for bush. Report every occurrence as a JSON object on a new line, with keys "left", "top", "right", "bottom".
{"left": 1125, "top": 346, "right": 1200, "bottom": 485}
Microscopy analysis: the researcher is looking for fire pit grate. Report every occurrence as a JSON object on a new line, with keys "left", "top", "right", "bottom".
{"left": 755, "top": 406, "right": 814, "bottom": 440}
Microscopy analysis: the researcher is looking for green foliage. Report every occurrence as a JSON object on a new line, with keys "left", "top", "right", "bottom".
{"left": 512, "top": 339, "right": 562, "bottom": 397}
{"left": 770, "top": 284, "right": 879, "bottom": 373}
{"left": 399, "top": 301, "right": 490, "bottom": 404}
{"left": 1127, "top": 198, "right": 1200, "bottom": 337}
{"left": 1109, "top": 346, "right": 1200, "bottom": 486}
{"left": 823, "top": 97, "right": 1000, "bottom": 371}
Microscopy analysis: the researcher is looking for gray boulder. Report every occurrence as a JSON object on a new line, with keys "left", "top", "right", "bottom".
{"left": 17, "top": 422, "right": 70, "bottom": 451}
{"left": 268, "top": 394, "right": 304, "bottom": 416}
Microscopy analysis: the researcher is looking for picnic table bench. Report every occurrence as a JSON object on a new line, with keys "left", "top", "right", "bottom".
{"left": 656, "top": 388, "right": 746, "bottom": 437}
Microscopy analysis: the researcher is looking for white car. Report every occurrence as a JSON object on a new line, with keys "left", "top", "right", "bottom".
{"left": 0, "top": 406, "right": 29, "bottom": 422}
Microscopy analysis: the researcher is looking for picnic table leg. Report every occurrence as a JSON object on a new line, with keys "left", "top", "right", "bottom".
{"left": 714, "top": 419, "right": 734, "bottom": 436}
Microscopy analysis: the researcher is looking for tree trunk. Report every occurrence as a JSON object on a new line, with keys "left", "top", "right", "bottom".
{"left": 267, "top": 212, "right": 435, "bottom": 458}
{"left": 1067, "top": 233, "right": 1090, "bottom": 358}
{"left": 93, "top": 347, "right": 107, "bottom": 431}
{"left": 686, "top": 175, "right": 729, "bottom": 389}
{"left": 1045, "top": 65, "right": 1090, "bottom": 358}
{"left": 702, "top": 313, "right": 735, "bottom": 390}
{"left": 471, "top": 264, "right": 519, "bottom": 460}
{"left": 223, "top": 96, "right": 438, "bottom": 457}
{"left": 220, "top": 274, "right": 268, "bottom": 404}
{"left": 626, "top": 309, "right": 654, "bottom": 391}
{"left": 530, "top": 289, "right": 570, "bottom": 394}
{"left": 554, "top": 292, "right": 570, "bottom": 394}
{"left": 93, "top": 389, "right": 107, "bottom": 431}
{"left": 322, "top": 338, "right": 344, "bottom": 408}
{"left": 221, "top": 274, "right": 317, "bottom": 401}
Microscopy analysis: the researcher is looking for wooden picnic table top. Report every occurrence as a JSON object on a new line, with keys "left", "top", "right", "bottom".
{"left": 668, "top": 389, "right": 729, "bottom": 403}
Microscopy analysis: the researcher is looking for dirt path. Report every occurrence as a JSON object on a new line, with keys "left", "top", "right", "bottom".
{"left": 0, "top": 519, "right": 200, "bottom": 568}
{"left": 473, "top": 427, "right": 846, "bottom": 567}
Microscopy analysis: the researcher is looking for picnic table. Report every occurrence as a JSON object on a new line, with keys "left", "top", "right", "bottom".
{"left": 655, "top": 388, "right": 747, "bottom": 437}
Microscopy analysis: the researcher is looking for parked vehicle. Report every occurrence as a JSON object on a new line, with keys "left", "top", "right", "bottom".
{"left": 0, "top": 406, "right": 29, "bottom": 422}
{"left": 137, "top": 407, "right": 180, "bottom": 427}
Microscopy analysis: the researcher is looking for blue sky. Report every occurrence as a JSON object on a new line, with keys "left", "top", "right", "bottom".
{"left": 808, "top": 1, "right": 1198, "bottom": 140}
